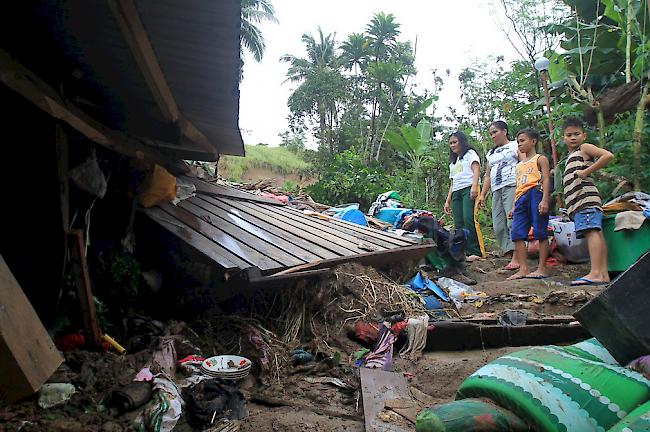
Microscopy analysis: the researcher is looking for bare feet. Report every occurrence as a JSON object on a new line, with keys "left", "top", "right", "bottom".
{"left": 507, "top": 270, "right": 528, "bottom": 280}
{"left": 466, "top": 255, "right": 481, "bottom": 262}
{"left": 503, "top": 262, "right": 520, "bottom": 271}
{"left": 524, "top": 271, "right": 547, "bottom": 279}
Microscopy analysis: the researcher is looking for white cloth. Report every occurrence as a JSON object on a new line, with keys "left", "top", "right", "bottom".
{"left": 486, "top": 141, "right": 518, "bottom": 191}
{"left": 614, "top": 210, "right": 646, "bottom": 231}
{"left": 449, "top": 149, "right": 480, "bottom": 192}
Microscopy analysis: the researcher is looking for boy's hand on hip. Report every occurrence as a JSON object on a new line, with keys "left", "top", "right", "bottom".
{"left": 574, "top": 169, "right": 588, "bottom": 179}
{"left": 538, "top": 200, "right": 549, "bottom": 215}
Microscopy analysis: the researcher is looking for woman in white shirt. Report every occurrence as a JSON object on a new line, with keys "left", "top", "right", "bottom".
{"left": 477, "top": 121, "right": 521, "bottom": 270}
{"left": 444, "top": 131, "right": 484, "bottom": 261}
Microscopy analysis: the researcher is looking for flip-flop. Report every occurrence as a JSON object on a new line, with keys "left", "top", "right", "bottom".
{"left": 524, "top": 274, "right": 547, "bottom": 279}
{"left": 571, "top": 277, "right": 609, "bottom": 286}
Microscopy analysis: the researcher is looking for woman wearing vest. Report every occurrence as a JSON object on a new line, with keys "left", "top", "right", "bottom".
{"left": 477, "top": 121, "right": 521, "bottom": 270}
{"left": 444, "top": 131, "right": 485, "bottom": 261}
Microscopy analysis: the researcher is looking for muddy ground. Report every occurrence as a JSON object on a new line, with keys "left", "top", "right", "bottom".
{"left": 0, "top": 255, "right": 605, "bottom": 432}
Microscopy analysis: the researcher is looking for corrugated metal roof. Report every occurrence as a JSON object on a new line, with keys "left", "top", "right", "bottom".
{"left": 141, "top": 181, "right": 433, "bottom": 275}
{"left": 0, "top": 0, "right": 244, "bottom": 158}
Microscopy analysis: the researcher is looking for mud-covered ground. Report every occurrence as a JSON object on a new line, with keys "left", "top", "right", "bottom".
{"left": 0, "top": 257, "right": 604, "bottom": 432}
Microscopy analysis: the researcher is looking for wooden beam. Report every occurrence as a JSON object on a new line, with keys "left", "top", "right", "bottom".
{"left": 55, "top": 124, "right": 69, "bottom": 233}
{"left": 67, "top": 230, "right": 103, "bottom": 347}
{"left": 0, "top": 256, "right": 63, "bottom": 402}
{"left": 0, "top": 48, "right": 184, "bottom": 167}
{"left": 107, "top": 0, "right": 217, "bottom": 156}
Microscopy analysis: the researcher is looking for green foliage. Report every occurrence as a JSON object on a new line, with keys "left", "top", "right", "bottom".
{"left": 307, "top": 149, "right": 394, "bottom": 209}
{"left": 220, "top": 145, "right": 312, "bottom": 180}
{"left": 240, "top": 0, "right": 277, "bottom": 79}
{"left": 108, "top": 250, "right": 142, "bottom": 297}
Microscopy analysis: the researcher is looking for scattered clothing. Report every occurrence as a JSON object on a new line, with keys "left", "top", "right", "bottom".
{"left": 367, "top": 191, "right": 403, "bottom": 216}
{"left": 361, "top": 322, "right": 398, "bottom": 371}
{"left": 184, "top": 379, "right": 246, "bottom": 429}
{"left": 400, "top": 315, "right": 428, "bottom": 361}
{"left": 614, "top": 210, "right": 646, "bottom": 231}
{"left": 134, "top": 377, "right": 183, "bottom": 432}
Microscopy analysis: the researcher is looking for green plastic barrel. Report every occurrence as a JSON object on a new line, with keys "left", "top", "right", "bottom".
{"left": 602, "top": 215, "right": 650, "bottom": 272}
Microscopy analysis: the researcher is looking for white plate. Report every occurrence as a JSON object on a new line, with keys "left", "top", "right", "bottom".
{"left": 202, "top": 355, "right": 252, "bottom": 373}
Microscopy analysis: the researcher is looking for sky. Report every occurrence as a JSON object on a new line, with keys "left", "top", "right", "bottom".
{"left": 238, "top": 0, "right": 522, "bottom": 146}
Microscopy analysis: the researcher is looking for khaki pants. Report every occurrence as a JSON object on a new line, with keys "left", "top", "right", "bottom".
{"left": 492, "top": 185, "right": 515, "bottom": 254}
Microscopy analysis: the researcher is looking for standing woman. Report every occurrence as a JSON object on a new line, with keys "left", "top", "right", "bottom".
{"left": 444, "top": 131, "right": 484, "bottom": 261}
{"left": 477, "top": 121, "right": 520, "bottom": 270}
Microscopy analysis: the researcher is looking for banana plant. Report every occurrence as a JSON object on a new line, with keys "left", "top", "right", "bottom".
{"left": 385, "top": 119, "right": 432, "bottom": 203}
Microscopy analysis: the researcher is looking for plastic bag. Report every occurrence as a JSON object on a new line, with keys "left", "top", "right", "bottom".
{"left": 139, "top": 165, "right": 176, "bottom": 208}
{"left": 69, "top": 158, "right": 107, "bottom": 198}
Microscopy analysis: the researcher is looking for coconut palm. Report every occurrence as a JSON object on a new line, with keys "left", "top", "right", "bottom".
{"left": 340, "top": 33, "right": 369, "bottom": 75}
{"left": 281, "top": 28, "right": 345, "bottom": 154}
{"left": 240, "top": 0, "right": 277, "bottom": 79}
{"left": 366, "top": 12, "right": 401, "bottom": 62}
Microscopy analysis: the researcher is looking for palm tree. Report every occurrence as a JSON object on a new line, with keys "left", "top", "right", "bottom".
{"left": 365, "top": 12, "right": 401, "bottom": 160}
{"left": 340, "top": 33, "right": 369, "bottom": 75}
{"left": 240, "top": 0, "right": 277, "bottom": 79}
{"left": 366, "top": 12, "right": 400, "bottom": 62}
{"left": 281, "top": 28, "right": 343, "bottom": 154}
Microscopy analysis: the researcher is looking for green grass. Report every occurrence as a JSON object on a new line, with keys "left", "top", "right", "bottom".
{"left": 219, "top": 145, "right": 311, "bottom": 180}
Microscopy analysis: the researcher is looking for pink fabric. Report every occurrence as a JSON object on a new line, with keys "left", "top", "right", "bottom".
{"left": 259, "top": 192, "right": 289, "bottom": 205}
{"left": 134, "top": 367, "right": 154, "bottom": 382}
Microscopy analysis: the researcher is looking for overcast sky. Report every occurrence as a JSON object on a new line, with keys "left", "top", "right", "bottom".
{"left": 238, "top": 0, "right": 522, "bottom": 146}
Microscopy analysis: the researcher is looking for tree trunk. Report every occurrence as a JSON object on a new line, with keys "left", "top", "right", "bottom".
{"left": 625, "top": 0, "right": 633, "bottom": 83}
{"left": 632, "top": 83, "right": 648, "bottom": 190}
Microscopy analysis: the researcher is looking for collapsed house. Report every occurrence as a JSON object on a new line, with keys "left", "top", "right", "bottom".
{"left": 0, "top": 0, "right": 432, "bottom": 404}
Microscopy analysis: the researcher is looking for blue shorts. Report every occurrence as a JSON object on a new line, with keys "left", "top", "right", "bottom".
{"left": 573, "top": 208, "right": 602, "bottom": 239}
{"left": 511, "top": 188, "right": 549, "bottom": 241}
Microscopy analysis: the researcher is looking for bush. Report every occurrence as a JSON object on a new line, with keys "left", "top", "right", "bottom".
{"left": 307, "top": 149, "right": 394, "bottom": 209}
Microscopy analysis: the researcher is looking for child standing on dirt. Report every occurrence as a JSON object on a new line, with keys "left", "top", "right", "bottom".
{"left": 507, "top": 128, "right": 551, "bottom": 281}
{"left": 561, "top": 116, "right": 613, "bottom": 286}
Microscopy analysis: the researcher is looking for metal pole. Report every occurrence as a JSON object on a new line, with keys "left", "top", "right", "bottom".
{"left": 540, "top": 70, "right": 558, "bottom": 168}
{"left": 539, "top": 69, "right": 562, "bottom": 208}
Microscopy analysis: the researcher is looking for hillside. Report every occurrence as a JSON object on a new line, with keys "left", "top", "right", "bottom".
{"left": 218, "top": 145, "right": 313, "bottom": 187}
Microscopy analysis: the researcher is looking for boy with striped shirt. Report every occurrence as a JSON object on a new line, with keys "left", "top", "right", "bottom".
{"left": 561, "top": 117, "right": 614, "bottom": 286}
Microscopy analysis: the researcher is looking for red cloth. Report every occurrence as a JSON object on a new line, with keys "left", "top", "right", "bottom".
{"left": 390, "top": 320, "right": 408, "bottom": 335}
{"left": 259, "top": 192, "right": 289, "bottom": 205}
{"left": 354, "top": 321, "right": 379, "bottom": 345}
{"left": 55, "top": 333, "right": 86, "bottom": 351}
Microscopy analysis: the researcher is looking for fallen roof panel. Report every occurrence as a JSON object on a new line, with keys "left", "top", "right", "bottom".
{"left": 142, "top": 183, "right": 433, "bottom": 275}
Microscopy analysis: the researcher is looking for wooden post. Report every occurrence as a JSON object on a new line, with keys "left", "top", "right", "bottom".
{"left": 55, "top": 124, "right": 69, "bottom": 233}
{"left": 67, "top": 230, "right": 102, "bottom": 347}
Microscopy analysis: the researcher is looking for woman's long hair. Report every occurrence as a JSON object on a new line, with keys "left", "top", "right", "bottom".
{"left": 449, "top": 131, "right": 475, "bottom": 164}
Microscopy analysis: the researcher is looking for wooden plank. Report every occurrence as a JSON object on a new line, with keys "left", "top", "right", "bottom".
{"left": 187, "top": 178, "right": 285, "bottom": 206}
{"left": 67, "top": 230, "right": 103, "bottom": 347}
{"left": 55, "top": 124, "right": 69, "bottom": 232}
{"left": 272, "top": 244, "right": 434, "bottom": 276}
{"left": 196, "top": 196, "right": 340, "bottom": 259}
{"left": 0, "top": 256, "right": 64, "bottom": 402}
{"left": 271, "top": 207, "right": 413, "bottom": 249}
{"left": 247, "top": 268, "right": 333, "bottom": 287}
{"left": 143, "top": 207, "right": 246, "bottom": 270}
{"left": 215, "top": 197, "right": 360, "bottom": 256}
{"left": 360, "top": 368, "right": 410, "bottom": 432}
{"left": 178, "top": 200, "right": 306, "bottom": 267}
{"left": 230, "top": 198, "right": 371, "bottom": 253}
{"left": 158, "top": 203, "right": 284, "bottom": 271}
{"left": 107, "top": 0, "right": 217, "bottom": 156}
{"left": 0, "top": 49, "right": 186, "bottom": 166}
{"left": 189, "top": 197, "right": 328, "bottom": 262}
{"left": 284, "top": 206, "right": 414, "bottom": 248}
